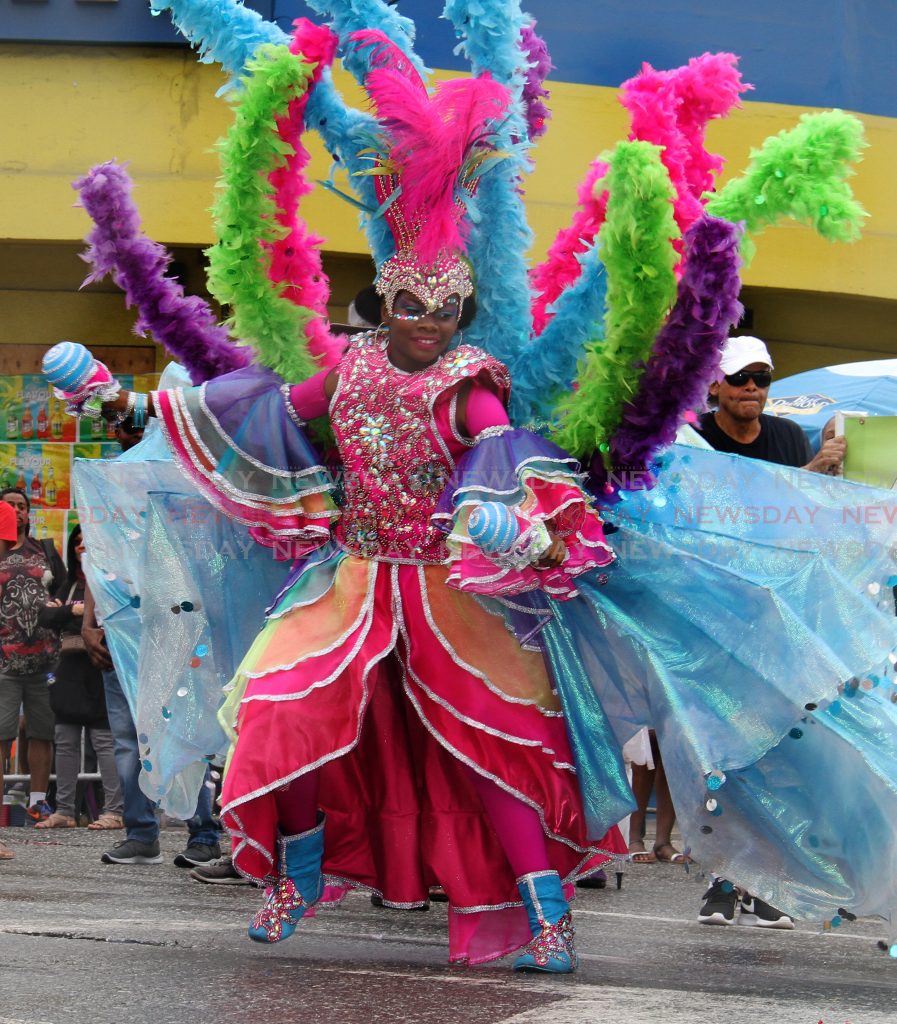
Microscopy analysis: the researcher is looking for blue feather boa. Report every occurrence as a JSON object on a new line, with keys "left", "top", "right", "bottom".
{"left": 305, "top": 0, "right": 428, "bottom": 83}
{"left": 150, "top": 0, "right": 286, "bottom": 82}
{"left": 153, "top": 0, "right": 397, "bottom": 266}
{"left": 443, "top": 0, "right": 534, "bottom": 370}
{"left": 508, "top": 244, "right": 607, "bottom": 427}
{"left": 442, "top": 0, "right": 526, "bottom": 83}
{"left": 463, "top": 168, "right": 533, "bottom": 367}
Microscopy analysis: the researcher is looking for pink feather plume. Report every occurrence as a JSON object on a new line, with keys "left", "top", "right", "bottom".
{"left": 265, "top": 18, "right": 341, "bottom": 367}
{"left": 350, "top": 28, "right": 427, "bottom": 92}
{"left": 531, "top": 52, "right": 748, "bottom": 336}
{"left": 353, "top": 31, "right": 511, "bottom": 266}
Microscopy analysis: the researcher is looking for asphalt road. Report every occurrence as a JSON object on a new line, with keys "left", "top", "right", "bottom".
{"left": 1, "top": 825, "right": 895, "bottom": 1024}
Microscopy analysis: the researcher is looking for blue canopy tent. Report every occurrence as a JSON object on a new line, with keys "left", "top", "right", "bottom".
{"left": 767, "top": 358, "right": 897, "bottom": 450}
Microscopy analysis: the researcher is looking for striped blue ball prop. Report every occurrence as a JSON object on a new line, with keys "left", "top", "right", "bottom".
{"left": 467, "top": 501, "right": 520, "bottom": 554}
{"left": 42, "top": 341, "right": 94, "bottom": 393}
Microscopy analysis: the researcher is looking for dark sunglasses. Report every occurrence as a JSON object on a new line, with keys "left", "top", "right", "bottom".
{"left": 724, "top": 370, "right": 772, "bottom": 389}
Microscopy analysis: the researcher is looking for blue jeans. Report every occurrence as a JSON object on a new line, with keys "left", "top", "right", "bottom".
{"left": 102, "top": 669, "right": 218, "bottom": 846}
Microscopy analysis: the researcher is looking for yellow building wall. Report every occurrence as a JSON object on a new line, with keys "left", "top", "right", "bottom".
{"left": 2, "top": 42, "right": 896, "bottom": 372}
{"left": 5, "top": 43, "right": 897, "bottom": 292}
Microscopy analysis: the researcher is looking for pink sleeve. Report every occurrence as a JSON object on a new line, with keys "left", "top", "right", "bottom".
{"left": 288, "top": 369, "right": 332, "bottom": 421}
{"left": 463, "top": 385, "right": 510, "bottom": 437}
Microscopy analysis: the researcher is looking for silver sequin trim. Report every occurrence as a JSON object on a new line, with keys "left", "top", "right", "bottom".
{"left": 473, "top": 425, "right": 513, "bottom": 442}
{"left": 164, "top": 391, "right": 334, "bottom": 516}
{"left": 158, "top": 396, "right": 330, "bottom": 539}
{"left": 417, "top": 566, "right": 560, "bottom": 714}
{"left": 198, "top": 385, "right": 325, "bottom": 480}
{"left": 448, "top": 392, "right": 474, "bottom": 448}
{"left": 281, "top": 383, "right": 308, "bottom": 429}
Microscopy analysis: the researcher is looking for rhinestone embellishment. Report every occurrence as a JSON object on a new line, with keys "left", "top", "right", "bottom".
{"left": 330, "top": 332, "right": 507, "bottom": 562}
{"left": 250, "top": 877, "right": 307, "bottom": 943}
{"left": 520, "top": 911, "right": 577, "bottom": 968}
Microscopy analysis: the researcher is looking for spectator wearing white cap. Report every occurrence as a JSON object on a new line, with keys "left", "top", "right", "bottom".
{"left": 695, "top": 336, "right": 847, "bottom": 929}
{"left": 699, "top": 336, "right": 846, "bottom": 474}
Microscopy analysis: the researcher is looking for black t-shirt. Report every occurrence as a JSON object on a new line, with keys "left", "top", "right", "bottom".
{"left": 0, "top": 547, "right": 60, "bottom": 676}
{"left": 698, "top": 412, "right": 812, "bottom": 468}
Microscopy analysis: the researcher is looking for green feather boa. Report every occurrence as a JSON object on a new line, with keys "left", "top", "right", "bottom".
{"left": 551, "top": 141, "right": 678, "bottom": 459}
{"left": 206, "top": 44, "right": 320, "bottom": 383}
{"left": 706, "top": 110, "right": 868, "bottom": 265}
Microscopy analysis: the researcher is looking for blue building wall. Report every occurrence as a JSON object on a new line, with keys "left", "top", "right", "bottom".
{"left": 3, "top": 1, "right": 894, "bottom": 117}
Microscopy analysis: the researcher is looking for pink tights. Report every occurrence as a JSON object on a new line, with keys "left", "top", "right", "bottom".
{"left": 274, "top": 765, "right": 551, "bottom": 879}
{"left": 463, "top": 765, "right": 552, "bottom": 877}
{"left": 274, "top": 772, "right": 320, "bottom": 836}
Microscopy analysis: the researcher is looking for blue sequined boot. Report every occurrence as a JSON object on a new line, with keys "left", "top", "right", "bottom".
{"left": 247, "top": 816, "right": 325, "bottom": 943}
{"left": 512, "top": 870, "right": 577, "bottom": 973}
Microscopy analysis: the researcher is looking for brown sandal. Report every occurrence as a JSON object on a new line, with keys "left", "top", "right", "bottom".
{"left": 87, "top": 813, "right": 124, "bottom": 830}
{"left": 0, "top": 839, "right": 14, "bottom": 860}
{"left": 35, "top": 812, "right": 77, "bottom": 830}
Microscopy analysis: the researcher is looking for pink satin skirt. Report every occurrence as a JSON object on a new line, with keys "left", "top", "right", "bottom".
{"left": 220, "top": 554, "right": 625, "bottom": 963}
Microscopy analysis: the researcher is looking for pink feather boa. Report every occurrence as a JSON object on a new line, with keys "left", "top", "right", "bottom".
{"left": 621, "top": 53, "right": 750, "bottom": 247}
{"left": 267, "top": 18, "right": 341, "bottom": 367}
{"left": 531, "top": 53, "right": 749, "bottom": 336}
{"left": 530, "top": 159, "right": 608, "bottom": 336}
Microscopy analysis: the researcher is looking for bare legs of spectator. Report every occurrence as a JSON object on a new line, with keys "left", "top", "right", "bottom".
{"left": 628, "top": 759, "right": 657, "bottom": 862}
{"left": 0, "top": 740, "right": 13, "bottom": 859}
{"left": 26, "top": 737, "right": 52, "bottom": 802}
{"left": 628, "top": 732, "right": 690, "bottom": 864}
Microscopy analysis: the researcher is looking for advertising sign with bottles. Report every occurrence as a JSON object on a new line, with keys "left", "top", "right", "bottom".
{"left": 0, "top": 443, "right": 73, "bottom": 509}
{"left": 30, "top": 508, "right": 77, "bottom": 556}
{"left": 72, "top": 443, "right": 123, "bottom": 462}
{"left": 0, "top": 374, "right": 77, "bottom": 443}
{"left": 0, "top": 371, "right": 159, "bottom": 561}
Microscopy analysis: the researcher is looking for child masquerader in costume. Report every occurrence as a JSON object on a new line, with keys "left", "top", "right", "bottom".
{"left": 44, "top": 6, "right": 897, "bottom": 967}
{"left": 45, "top": 66, "right": 629, "bottom": 972}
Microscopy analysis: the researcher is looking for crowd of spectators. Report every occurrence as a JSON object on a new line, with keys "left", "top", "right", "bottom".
{"left": 0, "top": 490, "right": 124, "bottom": 861}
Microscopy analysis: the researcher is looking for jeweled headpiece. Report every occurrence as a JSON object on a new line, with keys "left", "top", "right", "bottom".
{"left": 376, "top": 250, "right": 473, "bottom": 316}
{"left": 373, "top": 166, "right": 474, "bottom": 313}
{"left": 350, "top": 31, "right": 509, "bottom": 315}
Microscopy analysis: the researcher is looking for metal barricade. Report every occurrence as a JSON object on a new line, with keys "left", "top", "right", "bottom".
{"left": 2, "top": 730, "right": 102, "bottom": 825}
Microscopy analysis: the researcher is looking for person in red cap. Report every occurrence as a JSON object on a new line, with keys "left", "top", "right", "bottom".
{"left": 0, "top": 502, "right": 17, "bottom": 551}
{"left": 0, "top": 491, "right": 66, "bottom": 859}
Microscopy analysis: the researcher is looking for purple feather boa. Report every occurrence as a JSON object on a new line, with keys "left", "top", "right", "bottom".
{"left": 519, "top": 22, "right": 552, "bottom": 141}
{"left": 75, "top": 161, "right": 248, "bottom": 385}
{"left": 589, "top": 216, "right": 743, "bottom": 498}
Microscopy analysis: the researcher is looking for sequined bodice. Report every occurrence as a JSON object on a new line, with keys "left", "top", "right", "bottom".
{"left": 331, "top": 332, "right": 508, "bottom": 563}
